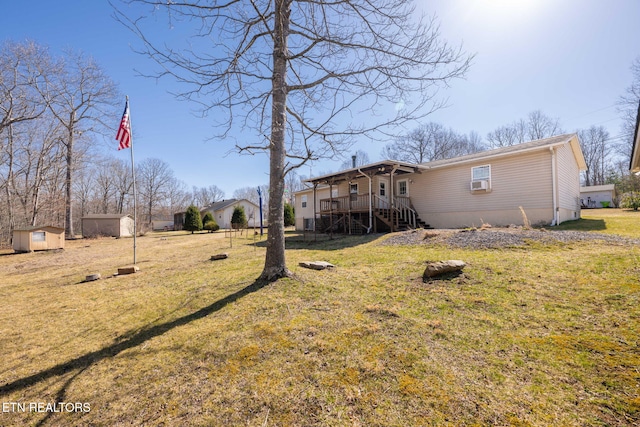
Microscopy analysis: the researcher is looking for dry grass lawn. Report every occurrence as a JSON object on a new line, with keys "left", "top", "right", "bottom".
{"left": 0, "top": 210, "right": 639, "bottom": 426}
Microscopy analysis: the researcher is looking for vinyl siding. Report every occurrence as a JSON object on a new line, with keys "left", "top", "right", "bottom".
{"left": 556, "top": 143, "right": 581, "bottom": 223}
{"left": 411, "top": 150, "right": 555, "bottom": 228}
{"left": 294, "top": 187, "right": 330, "bottom": 230}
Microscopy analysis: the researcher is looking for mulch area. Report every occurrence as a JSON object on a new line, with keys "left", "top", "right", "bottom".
{"left": 380, "top": 227, "right": 640, "bottom": 249}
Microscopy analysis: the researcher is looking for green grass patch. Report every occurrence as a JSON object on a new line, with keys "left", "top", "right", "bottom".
{"left": 0, "top": 214, "right": 639, "bottom": 426}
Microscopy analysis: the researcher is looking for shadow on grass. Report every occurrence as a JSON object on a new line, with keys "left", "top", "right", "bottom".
{"left": 253, "top": 232, "right": 383, "bottom": 251}
{"left": 0, "top": 279, "right": 270, "bottom": 396}
{"left": 551, "top": 218, "right": 607, "bottom": 232}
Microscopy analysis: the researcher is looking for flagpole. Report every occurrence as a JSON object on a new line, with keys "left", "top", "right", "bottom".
{"left": 127, "top": 95, "right": 137, "bottom": 265}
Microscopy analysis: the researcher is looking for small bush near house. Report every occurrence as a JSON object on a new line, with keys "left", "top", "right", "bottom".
{"left": 202, "top": 211, "right": 213, "bottom": 225}
{"left": 204, "top": 219, "right": 220, "bottom": 232}
{"left": 231, "top": 205, "right": 247, "bottom": 229}
{"left": 620, "top": 192, "right": 640, "bottom": 210}
{"left": 184, "top": 205, "right": 203, "bottom": 233}
{"left": 284, "top": 202, "right": 295, "bottom": 227}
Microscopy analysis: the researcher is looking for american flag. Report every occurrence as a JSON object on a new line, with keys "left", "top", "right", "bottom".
{"left": 116, "top": 99, "right": 131, "bottom": 150}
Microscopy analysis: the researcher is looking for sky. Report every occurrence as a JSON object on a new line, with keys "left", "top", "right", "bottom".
{"left": 2, "top": 0, "right": 639, "bottom": 198}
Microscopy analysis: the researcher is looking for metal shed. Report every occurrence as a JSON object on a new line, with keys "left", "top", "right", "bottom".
{"left": 12, "top": 226, "right": 65, "bottom": 253}
{"left": 81, "top": 214, "right": 135, "bottom": 238}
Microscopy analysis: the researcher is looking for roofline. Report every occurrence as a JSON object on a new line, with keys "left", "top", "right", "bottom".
{"left": 298, "top": 134, "right": 587, "bottom": 192}
{"left": 303, "top": 160, "right": 421, "bottom": 184}
{"left": 420, "top": 133, "right": 586, "bottom": 171}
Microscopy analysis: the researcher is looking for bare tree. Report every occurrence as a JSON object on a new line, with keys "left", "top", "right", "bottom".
{"left": 233, "top": 185, "right": 269, "bottom": 209}
{"left": 578, "top": 126, "right": 612, "bottom": 187}
{"left": 618, "top": 56, "right": 640, "bottom": 160}
{"left": 339, "top": 150, "right": 371, "bottom": 170}
{"left": 486, "top": 110, "right": 563, "bottom": 148}
{"left": 137, "top": 157, "right": 175, "bottom": 224}
{"left": 115, "top": 0, "right": 472, "bottom": 281}
{"left": 38, "top": 48, "right": 119, "bottom": 238}
{"left": 0, "top": 41, "right": 50, "bottom": 233}
{"left": 192, "top": 184, "right": 225, "bottom": 208}
{"left": 381, "top": 122, "right": 479, "bottom": 163}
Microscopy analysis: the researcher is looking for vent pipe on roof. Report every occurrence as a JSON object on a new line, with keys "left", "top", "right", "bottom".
{"left": 352, "top": 155, "right": 357, "bottom": 168}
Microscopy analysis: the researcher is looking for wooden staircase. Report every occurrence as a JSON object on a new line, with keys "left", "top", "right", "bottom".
{"left": 374, "top": 208, "right": 430, "bottom": 232}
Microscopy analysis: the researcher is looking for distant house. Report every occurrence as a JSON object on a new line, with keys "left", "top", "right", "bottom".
{"left": 151, "top": 220, "right": 174, "bottom": 231}
{"left": 12, "top": 226, "right": 65, "bottom": 253}
{"left": 580, "top": 184, "right": 617, "bottom": 208}
{"left": 81, "top": 214, "right": 135, "bottom": 238}
{"left": 201, "top": 199, "right": 264, "bottom": 229}
{"left": 295, "top": 134, "right": 587, "bottom": 232}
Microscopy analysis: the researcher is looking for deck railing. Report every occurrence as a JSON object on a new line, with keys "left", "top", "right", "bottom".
{"left": 319, "top": 194, "right": 372, "bottom": 212}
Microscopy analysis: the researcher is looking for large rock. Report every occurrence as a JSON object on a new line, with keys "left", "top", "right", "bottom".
{"left": 423, "top": 260, "right": 466, "bottom": 280}
{"left": 299, "top": 261, "right": 335, "bottom": 270}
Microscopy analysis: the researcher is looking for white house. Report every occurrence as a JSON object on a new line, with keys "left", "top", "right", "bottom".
{"left": 201, "top": 199, "right": 264, "bottom": 229}
{"left": 580, "top": 184, "right": 616, "bottom": 208}
{"left": 295, "top": 134, "right": 587, "bottom": 233}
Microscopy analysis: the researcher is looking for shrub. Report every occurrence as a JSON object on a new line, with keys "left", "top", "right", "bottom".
{"left": 202, "top": 211, "right": 214, "bottom": 227}
{"left": 204, "top": 219, "right": 220, "bottom": 232}
{"left": 284, "top": 202, "right": 295, "bottom": 227}
{"left": 231, "top": 205, "right": 247, "bottom": 229}
{"left": 620, "top": 192, "right": 640, "bottom": 211}
{"left": 184, "top": 205, "right": 203, "bottom": 233}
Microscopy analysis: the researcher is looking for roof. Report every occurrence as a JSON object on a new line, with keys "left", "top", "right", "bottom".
{"left": 304, "top": 160, "right": 422, "bottom": 185}
{"left": 298, "top": 134, "right": 587, "bottom": 191}
{"left": 580, "top": 184, "right": 616, "bottom": 193}
{"left": 421, "top": 133, "right": 587, "bottom": 170}
{"left": 82, "top": 214, "right": 133, "bottom": 220}
{"left": 13, "top": 225, "right": 65, "bottom": 232}
{"left": 202, "top": 198, "right": 259, "bottom": 212}
{"left": 630, "top": 100, "right": 640, "bottom": 172}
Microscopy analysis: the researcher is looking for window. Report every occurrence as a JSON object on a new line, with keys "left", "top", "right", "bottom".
{"left": 379, "top": 182, "right": 386, "bottom": 197}
{"left": 472, "top": 165, "right": 491, "bottom": 181}
{"left": 32, "top": 231, "right": 45, "bottom": 242}
{"left": 398, "top": 180, "right": 408, "bottom": 196}
{"left": 301, "top": 195, "right": 307, "bottom": 208}
{"left": 350, "top": 183, "right": 358, "bottom": 201}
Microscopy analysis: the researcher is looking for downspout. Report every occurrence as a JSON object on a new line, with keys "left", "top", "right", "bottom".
{"left": 550, "top": 146, "right": 559, "bottom": 226}
{"left": 357, "top": 168, "right": 373, "bottom": 233}
{"left": 390, "top": 166, "right": 398, "bottom": 232}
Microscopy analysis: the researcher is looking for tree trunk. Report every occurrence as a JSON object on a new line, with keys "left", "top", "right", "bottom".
{"left": 259, "top": 0, "right": 292, "bottom": 282}
{"left": 65, "top": 113, "right": 75, "bottom": 239}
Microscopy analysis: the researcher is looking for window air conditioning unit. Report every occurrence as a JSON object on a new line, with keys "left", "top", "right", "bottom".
{"left": 470, "top": 180, "right": 489, "bottom": 191}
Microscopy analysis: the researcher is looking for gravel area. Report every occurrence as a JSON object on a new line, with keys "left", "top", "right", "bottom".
{"left": 380, "top": 227, "right": 640, "bottom": 249}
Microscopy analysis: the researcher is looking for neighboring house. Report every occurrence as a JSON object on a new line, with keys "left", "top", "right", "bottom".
{"left": 151, "top": 220, "right": 174, "bottom": 231}
{"left": 81, "top": 214, "right": 135, "bottom": 238}
{"left": 201, "top": 199, "right": 264, "bottom": 229}
{"left": 631, "top": 100, "right": 640, "bottom": 172}
{"left": 295, "top": 134, "right": 587, "bottom": 232}
{"left": 12, "top": 226, "right": 65, "bottom": 252}
{"left": 580, "top": 184, "right": 617, "bottom": 208}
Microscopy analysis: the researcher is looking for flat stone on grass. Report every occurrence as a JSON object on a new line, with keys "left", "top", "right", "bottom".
{"left": 117, "top": 265, "right": 139, "bottom": 275}
{"left": 299, "top": 261, "right": 335, "bottom": 270}
{"left": 211, "top": 253, "right": 229, "bottom": 261}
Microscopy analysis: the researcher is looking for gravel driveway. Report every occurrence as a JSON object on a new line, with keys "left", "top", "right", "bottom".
{"left": 380, "top": 227, "right": 640, "bottom": 249}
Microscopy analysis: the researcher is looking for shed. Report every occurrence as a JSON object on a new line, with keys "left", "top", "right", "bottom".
{"left": 580, "top": 184, "right": 617, "bottom": 208}
{"left": 12, "top": 226, "right": 65, "bottom": 253}
{"left": 82, "top": 214, "right": 135, "bottom": 238}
